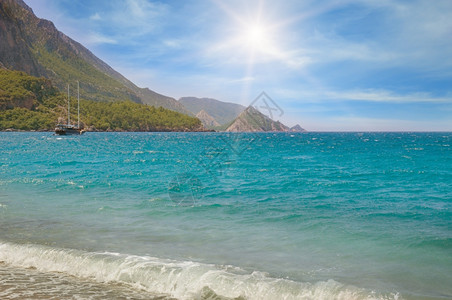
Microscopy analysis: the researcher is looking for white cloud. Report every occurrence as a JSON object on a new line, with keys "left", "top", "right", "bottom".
{"left": 228, "top": 76, "right": 255, "bottom": 83}
{"left": 86, "top": 32, "right": 117, "bottom": 45}
{"left": 116, "top": 0, "right": 169, "bottom": 35}
{"left": 284, "top": 110, "right": 452, "bottom": 131}
{"left": 325, "top": 116, "right": 452, "bottom": 131}
{"left": 163, "top": 39, "right": 182, "bottom": 49}
{"left": 274, "top": 88, "right": 452, "bottom": 104}
{"left": 80, "top": 0, "right": 172, "bottom": 45}
{"left": 323, "top": 90, "right": 452, "bottom": 103}
{"left": 305, "top": 32, "right": 400, "bottom": 64}
{"left": 265, "top": 0, "right": 452, "bottom": 74}
{"left": 90, "top": 13, "right": 101, "bottom": 21}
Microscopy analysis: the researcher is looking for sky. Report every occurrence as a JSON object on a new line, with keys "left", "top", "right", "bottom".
{"left": 24, "top": 0, "right": 452, "bottom": 131}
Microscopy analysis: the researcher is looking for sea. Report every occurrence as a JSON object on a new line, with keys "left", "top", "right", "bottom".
{"left": 0, "top": 132, "right": 451, "bottom": 300}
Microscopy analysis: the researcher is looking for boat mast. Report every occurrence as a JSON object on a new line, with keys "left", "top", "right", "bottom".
{"left": 77, "top": 81, "right": 80, "bottom": 128}
{"left": 67, "top": 84, "right": 70, "bottom": 125}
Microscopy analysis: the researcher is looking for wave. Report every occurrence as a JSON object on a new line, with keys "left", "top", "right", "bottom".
{"left": 0, "top": 241, "right": 401, "bottom": 300}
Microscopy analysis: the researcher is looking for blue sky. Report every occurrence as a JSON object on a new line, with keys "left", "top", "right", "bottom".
{"left": 25, "top": 0, "right": 452, "bottom": 130}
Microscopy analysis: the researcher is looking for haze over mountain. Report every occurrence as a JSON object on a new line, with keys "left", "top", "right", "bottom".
{"left": 0, "top": 0, "right": 190, "bottom": 114}
{"left": 195, "top": 110, "right": 220, "bottom": 128}
{"left": 226, "top": 106, "right": 290, "bottom": 132}
{"left": 289, "top": 124, "right": 306, "bottom": 132}
{"left": 179, "top": 97, "right": 245, "bottom": 126}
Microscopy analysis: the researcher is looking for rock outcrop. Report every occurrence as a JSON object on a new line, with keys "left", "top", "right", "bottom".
{"left": 290, "top": 124, "right": 307, "bottom": 132}
{"left": 196, "top": 109, "right": 220, "bottom": 127}
{"left": 179, "top": 97, "right": 245, "bottom": 125}
{"left": 225, "top": 106, "right": 290, "bottom": 132}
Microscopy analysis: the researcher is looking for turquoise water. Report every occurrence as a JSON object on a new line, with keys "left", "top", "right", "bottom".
{"left": 0, "top": 132, "right": 451, "bottom": 299}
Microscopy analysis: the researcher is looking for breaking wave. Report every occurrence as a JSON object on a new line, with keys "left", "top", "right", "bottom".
{"left": 0, "top": 241, "right": 400, "bottom": 300}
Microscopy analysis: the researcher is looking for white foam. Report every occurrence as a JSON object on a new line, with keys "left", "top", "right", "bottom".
{"left": 0, "top": 241, "right": 401, "bottom": 300}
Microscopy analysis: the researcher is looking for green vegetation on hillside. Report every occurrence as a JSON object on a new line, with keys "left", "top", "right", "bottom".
{"left": 0, "top": 69, "right": 202, "bottom": 131}
{"left": 32, "top": 46, "right": 141, "bottom": 103}
{"left": 0, "top": 68, "right": 59, "bottom": 108}
{"left": 79, "top": 100, "right": 201, "bottom": 131}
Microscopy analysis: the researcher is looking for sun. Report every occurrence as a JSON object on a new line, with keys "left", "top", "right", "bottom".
{"left": 240, "top": 23, "right": 270, "bottom": 51}
{"left": 210, "top": 0, "right": 308, "bottom": 71}
{"left": 244, "top": 24, "right": 266, "bottom": 46}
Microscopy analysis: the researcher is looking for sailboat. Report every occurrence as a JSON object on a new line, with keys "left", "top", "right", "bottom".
{"left": 55, "top": 81, "right": 85, "bottom": 135}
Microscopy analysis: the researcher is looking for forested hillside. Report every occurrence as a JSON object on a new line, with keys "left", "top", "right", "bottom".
{"left": 0, "top": 69, "right": 203, "bottom": 131}
{"left": 0, "top": 0, "right": 190, "bottom": 114}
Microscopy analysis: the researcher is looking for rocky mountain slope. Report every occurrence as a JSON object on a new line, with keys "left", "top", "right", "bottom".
{"left": 179, "top": 97, "right": 245, "bottom": 125}
{"left": 195, "top": 109, "right": 220, "bottom": 128}
{"left": 0, "top": 0, "right": 190, "bottom": 114}
{"left": 290, "top": 124, "right": 306, "bottom": 132}
{"left": 225, "top": 106, "right": 290, "bottom": 132}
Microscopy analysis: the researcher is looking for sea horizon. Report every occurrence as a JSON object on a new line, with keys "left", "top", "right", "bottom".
{"left": 2, "top": 130, "right": 452, "bottom": 133}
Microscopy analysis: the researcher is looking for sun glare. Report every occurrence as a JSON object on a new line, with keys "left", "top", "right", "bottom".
{"left": 240, "top": 23, "right": 271, "bottom": 52}
{"left": 245, "top": 25, "right": 266, "bottom": 46}
{"left": 210, "top": 0, "right": 312, "bottom": 72}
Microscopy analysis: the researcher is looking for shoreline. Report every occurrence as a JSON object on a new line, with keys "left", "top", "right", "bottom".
{"left": 0, "top": 129, "right": 216, "bottom": 133}
{"left": 2, "top": 130, "right": 452, "bottom": 133}
{"left": 0, "top": 241, "right": 404, "bottom": 300}
{"left": 0, "top": 261, "right": 170, "bottom": 300}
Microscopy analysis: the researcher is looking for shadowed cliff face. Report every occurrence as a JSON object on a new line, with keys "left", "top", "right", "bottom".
{"left": 0, "top": 0, "right": 190, "bottom": 114}
{"left": 0, "top": 0, "right": 42, "bottom": 76}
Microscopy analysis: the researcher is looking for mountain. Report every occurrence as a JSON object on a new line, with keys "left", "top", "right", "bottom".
{"left": 196, "top": 109, "right": 220, "bottom": 128}
{"left": 290, "top": 124, "right": 307, "bottom": 132}
{"left": 179, "top": 97, "right": 245, "bottom": 125}
{"left": 0, "top": 68, "right": 203, "bottom": 131}
{"left": 225, "top": 106, "right": 290, "bottom": 132}
{"left": 0, "top": 0, "right": 190, "bottom": 114}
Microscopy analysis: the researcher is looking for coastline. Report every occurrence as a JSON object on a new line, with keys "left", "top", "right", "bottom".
{"left": 3, "top": 130, "right": 452, "bottom": 133}
{"left": 0, "top": 128, "right": 215, "bottom": 133}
